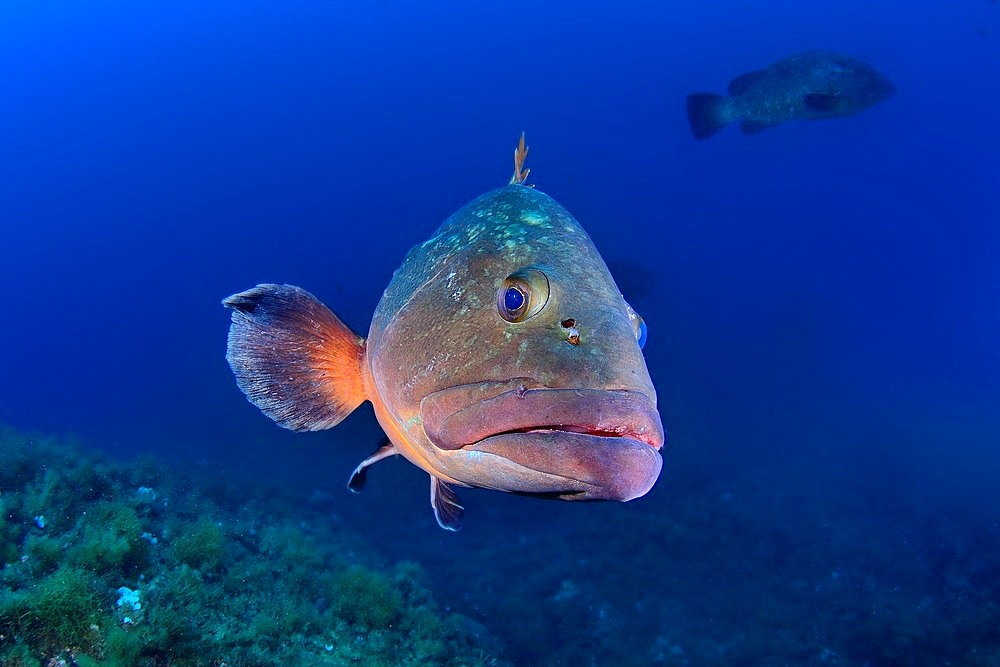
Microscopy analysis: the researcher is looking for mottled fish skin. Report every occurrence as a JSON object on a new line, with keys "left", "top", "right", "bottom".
{"left": 364, "top": 185, "right": 662, "bottom": 497}
{"left": 370, "top": 186, "right": 654, "bottom": 410}
{"left": 687, "top": 50, "right": 895, "bottom": 139}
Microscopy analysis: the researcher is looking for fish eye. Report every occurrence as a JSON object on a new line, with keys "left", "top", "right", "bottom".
{"left": 497, "top": 268, "right": 549, "bottom": 323}
{"left": 625, "top": 303, "right": 647, "bottom": 349}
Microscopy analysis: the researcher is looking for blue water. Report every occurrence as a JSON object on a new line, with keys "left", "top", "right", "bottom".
{"left": 2, "top": 1, "right": 998, "bottom": 664}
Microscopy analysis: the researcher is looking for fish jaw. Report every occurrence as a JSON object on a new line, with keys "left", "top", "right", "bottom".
{"left": 419, "top": 381, "right": 664, "bottom": 501}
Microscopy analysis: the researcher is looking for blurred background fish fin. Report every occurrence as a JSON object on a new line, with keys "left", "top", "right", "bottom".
{"left": 804, "top": 92, "right": 841, "bottom": 112}
{"left": 727, "top": 69, "right": 767, "bottom": 95}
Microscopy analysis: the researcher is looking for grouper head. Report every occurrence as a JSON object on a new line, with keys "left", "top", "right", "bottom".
{"left": 801, "top": 51, "right": 896, "bottom": 118}
{"left": 223, "top": 135, "right": 664, "bottom": 529}
{"left": 366, "top": 184, "right": 663, "bottom": 503}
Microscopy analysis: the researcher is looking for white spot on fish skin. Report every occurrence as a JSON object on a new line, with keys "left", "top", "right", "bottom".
{"left": 445, "top": 271, "right": 457, "bottom": 288}
{"left": 467, "top": 224, "right": 485, "bottom": 242}
{"left": 423, "top": 352, "right": 451, "bottom": 377}
{"left": 403, "top": 351, "right": 452, "bottom": 393}
{"left": 451, "top": 287, "right": 464, "bottom": 302}
{"left": 464, "top": 450, "right": 488, "bottom": 464}
{"left": 521, "top": 211, "right": 548, "bottom": 225}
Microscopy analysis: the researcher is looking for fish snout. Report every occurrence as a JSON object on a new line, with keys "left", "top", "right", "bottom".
{"left": 864, "top": 71, "right": 896, "bottom": 105}
{"left": 881, "top": 77, "right": 897, "bottom": 99}
{"left": 420, "top": 384, "right": 665, "bottom": 501}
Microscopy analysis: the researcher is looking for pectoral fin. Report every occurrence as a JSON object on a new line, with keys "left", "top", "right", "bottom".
{"left": 804, "top": 93, "right": 840, "bottom": 112}
{"left": 348, "top": 439, "right": 398, "bottom": 493}
{"left": 430, "top": 477, "right": 464, "bottom": 532}
{"left": 223, "top": 284, "right": 366, "bottom": 432}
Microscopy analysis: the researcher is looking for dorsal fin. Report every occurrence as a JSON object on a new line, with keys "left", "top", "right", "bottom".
{"left": 509, "top": 132, "right": 532, "bottom": 186}
{"left": 728, "top": 68, "right": 767, "bottom": 96}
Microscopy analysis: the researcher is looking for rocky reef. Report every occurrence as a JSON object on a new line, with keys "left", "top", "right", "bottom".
{"left": 0, "top": 425, "right": 504, "bottom": 666}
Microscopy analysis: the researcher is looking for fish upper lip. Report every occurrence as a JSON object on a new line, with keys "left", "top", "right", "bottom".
{"left": 419, "top": 381, "right": 664, "bottom": 451}
{"left": 477, "top": 423, "right": 659, "bottom": 450}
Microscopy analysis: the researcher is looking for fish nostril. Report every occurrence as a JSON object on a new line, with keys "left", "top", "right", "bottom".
{"left": 560, "top": 318, "right": 580, "bottom": 346}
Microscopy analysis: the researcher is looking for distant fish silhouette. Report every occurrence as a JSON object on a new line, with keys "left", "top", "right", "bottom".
{"left": 687, "top": 50, "right": 895, "bottom": 139}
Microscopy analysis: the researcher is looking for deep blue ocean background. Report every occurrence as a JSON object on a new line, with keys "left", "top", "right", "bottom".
{"left": 2, "top": 1, "right": 998, "bottom": 664}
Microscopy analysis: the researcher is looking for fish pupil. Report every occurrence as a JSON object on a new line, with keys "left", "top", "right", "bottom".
{"left": 504, "top": 287, "right": 525, "bottom": 313}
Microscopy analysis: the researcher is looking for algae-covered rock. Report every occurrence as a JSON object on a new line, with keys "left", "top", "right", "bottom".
{"left": 0, "top": 496, "right": 20, "bottom": 566}
{"left": 170, "top": 517, "right": 226, "bottom": 570}
{"left": 330, "top": 565, "right": 404, "bottom": 628}
{"left": 70, "top": 501, "right": 150, "bottom": 575}
{"left": 0, "top": 424, "right": 508, "bottom": 666}
{"left": 0, "top": 566, "right": 104, "bottom": 653}
{"left": 22, "top": 534, "right": 62, "bottom": 576}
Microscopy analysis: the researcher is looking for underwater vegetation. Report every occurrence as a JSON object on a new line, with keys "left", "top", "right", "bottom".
{"left": 3, "top": 420, "right": 996, "bottom": 666}
{"left": 0, "top": 424, "right": 505, "bottom": 666}
{"left": 368, "top": 458, "right": 1000, "bottom": 666}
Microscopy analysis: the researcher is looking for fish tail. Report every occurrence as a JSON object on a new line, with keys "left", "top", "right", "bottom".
{"left": 223, "top": 284, "right": 367, "bottom": 432}
{"left": 686, "top": 93, "right": 732, "bottom": 140}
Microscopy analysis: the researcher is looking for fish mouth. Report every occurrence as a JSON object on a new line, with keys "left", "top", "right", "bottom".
{"left": 420, "top": 379, "right": 664, "bottom": 501}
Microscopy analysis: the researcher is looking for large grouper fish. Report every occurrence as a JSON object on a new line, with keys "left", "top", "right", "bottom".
{"left": 223, "top": 135, "right": 664, "bottom": 530}
{"left": 686, "top": 50, "right": 895, "bottom": 139}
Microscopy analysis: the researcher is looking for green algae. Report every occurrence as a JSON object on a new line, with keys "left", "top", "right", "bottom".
{"left": 0, "top": 424, "right": 506, "bottom": 666}
{"left": 329, "top": 566, "right": 404, "bottom": 629}
{"left": 0, "top": 566, "right": 102, "bottom": 653}
{"left": 22, "top": 535, "right": 61, "bottom": 577}
{"left": 170, "top": 517, "right": 226, "bottom": 570}
{"left": 70, "top": 501, "right": 150, "bottom": 575}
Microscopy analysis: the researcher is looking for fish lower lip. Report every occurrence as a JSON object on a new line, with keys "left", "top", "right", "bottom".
{"left": 463, "top": 430, "right": 663, "bottom": 501}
